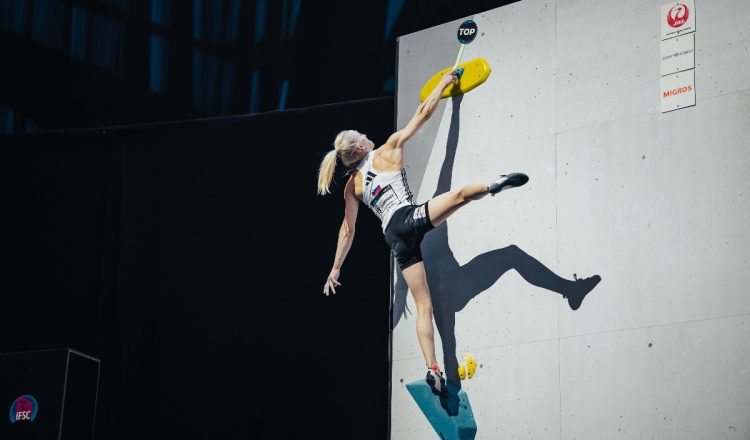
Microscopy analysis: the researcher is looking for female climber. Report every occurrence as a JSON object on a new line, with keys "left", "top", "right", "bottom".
{"left": 317, "top": 70, "right": 529, "bottom": 394}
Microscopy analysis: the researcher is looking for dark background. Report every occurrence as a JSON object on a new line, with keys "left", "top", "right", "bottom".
{"left": 0, "top": 0, "right": 517, "bottom": 133}
{"left": 0, "top": 97, "right": 394, "bottom": 439}
{"left": 0, "top": 1, "right": 518, "bottom": 438}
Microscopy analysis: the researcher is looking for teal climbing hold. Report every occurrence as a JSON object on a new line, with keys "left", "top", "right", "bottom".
{"left": 406, "top": 379, "right": 477, "bottom": 440}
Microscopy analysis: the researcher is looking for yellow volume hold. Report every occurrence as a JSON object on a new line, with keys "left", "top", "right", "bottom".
{"left": 464, "top": 353, "right": 476, "bottom": 379}
{"left": 457, "top": 353, "right": 478, "bottom": 380}
{"left": 419, "top": 58, "right": 491, "bottom": 102}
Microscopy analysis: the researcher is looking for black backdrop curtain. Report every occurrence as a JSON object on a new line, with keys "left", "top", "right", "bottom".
{"left": 0, "top": 96, "right": 393, "bottom": 439}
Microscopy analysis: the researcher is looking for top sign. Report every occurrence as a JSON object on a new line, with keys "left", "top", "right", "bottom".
{"left": 661, "top": 0, "right": 696, "bottom": 40}
{"left": 457, "top": 20, "right": 478, "bottom": 44}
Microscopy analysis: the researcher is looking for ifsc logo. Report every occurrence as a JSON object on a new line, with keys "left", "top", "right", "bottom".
{"left": 666, "top": 3, "right": 690, "bottom": 28}
{"left": 9, "top": 395, "right": 38, "bottom": 424}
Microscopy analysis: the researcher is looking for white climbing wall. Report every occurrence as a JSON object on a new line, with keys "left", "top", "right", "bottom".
{"left": 390, "top": 0, "right": 750, "bottom": 438}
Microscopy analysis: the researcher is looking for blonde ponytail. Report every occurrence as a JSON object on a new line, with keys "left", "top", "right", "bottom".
{"left": 317, "top": 129, "right": 365, "bottom": 195}
{"left": 317, "top": 149, "right": 338, "bottom": 195}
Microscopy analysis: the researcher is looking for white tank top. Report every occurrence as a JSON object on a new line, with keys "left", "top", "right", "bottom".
{"left": 355, "top": 151, "right": 416, "bottom": 232}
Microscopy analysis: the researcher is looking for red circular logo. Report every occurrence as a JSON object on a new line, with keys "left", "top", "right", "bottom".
{"left": 666, "top": 3, "right": 690, "bottom": 28}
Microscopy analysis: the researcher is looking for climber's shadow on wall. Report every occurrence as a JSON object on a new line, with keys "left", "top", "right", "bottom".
{"left": 392, "top": 95, "right": 602, "bottom": 387}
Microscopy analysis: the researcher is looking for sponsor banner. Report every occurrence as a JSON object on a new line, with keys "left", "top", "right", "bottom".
{"left": 661, "top": 70, "right": 695, "bottom": 113}
{"left": 661, "top": 33, "right": 695, "bottom": 76}
{"left": 661, "top": 1, "right": 696, "bottom": 41}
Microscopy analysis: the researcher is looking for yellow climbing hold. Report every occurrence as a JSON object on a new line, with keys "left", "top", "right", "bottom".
{"left": 457, "top": 353, "right": 477, "bottom": 380}
{"left": 419, "top": 58, "right": 492, "bottom": 102}
{"left": 464, "top": 353, "right": 476, "bottom": 379}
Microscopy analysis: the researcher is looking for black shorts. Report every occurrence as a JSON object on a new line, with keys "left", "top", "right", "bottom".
{"left": 384, "top": 202, "right": 434, "bottom": 270}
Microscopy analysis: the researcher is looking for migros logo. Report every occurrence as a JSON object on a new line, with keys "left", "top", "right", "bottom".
{"left": 666, "top": 3, "right": 690, "bottom": 28}
{"left": 9, "top": 395, "right": 38, "bottom": 424}
{"left": 663, "top": 84, "right": 693, "bottom": 98}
